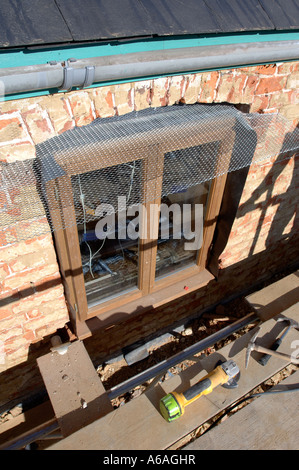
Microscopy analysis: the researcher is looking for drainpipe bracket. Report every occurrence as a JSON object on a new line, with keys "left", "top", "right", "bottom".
{"left": 59, "top": 59, "right": 95, "bottom": 91}
{"left": 82, "top": 66, "right": 95, "bottom": 89}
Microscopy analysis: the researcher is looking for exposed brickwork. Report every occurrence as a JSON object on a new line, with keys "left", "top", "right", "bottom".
{"left": 0, "top": 60, "right": 298, "bottom": 384}
{"left": 0, "top": 233, "right": 69, "bottom": 372}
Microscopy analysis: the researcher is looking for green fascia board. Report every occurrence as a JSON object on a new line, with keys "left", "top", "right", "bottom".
{"left": 1, "top": 30, "right": 299, "bottom": 102}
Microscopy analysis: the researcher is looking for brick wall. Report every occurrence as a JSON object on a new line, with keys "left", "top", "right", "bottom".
{"left": 0, "top": 61, "right": 298, "bottom": 378}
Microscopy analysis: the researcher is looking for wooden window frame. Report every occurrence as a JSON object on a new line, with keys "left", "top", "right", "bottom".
{"left": 46, "top": 114, "right": 236, "bottom": 333}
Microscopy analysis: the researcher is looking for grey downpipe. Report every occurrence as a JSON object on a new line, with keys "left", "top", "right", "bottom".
{"left": 0, "top": 40, "right": 299, "bottom": 96}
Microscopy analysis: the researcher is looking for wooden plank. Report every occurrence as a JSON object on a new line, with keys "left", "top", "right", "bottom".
{"left": 49, "top": 305, "right": 299, "bottom": 450}
{"left": 185, "top": 370, "right": 299, "bottom": 450}
{"left": 37, "top": 341, "right": 113, "bottom": 437}
{"left": 0, "top": 401, "right": 56, "bottom": 449}
{"left": 246, "top": 270, "right": 299, "bottom": 322}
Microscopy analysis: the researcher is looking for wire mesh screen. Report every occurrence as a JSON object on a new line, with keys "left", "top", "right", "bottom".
{"left": 0, "top": 104, "right": 298, "bottom": 245}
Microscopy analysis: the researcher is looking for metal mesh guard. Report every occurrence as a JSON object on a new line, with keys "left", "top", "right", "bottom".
{"left": 0, "top": 104, "right": 298, "bottom": 245}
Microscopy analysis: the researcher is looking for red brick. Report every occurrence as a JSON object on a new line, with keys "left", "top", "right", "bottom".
{"left": 3, "top": 264, "right": 59, "bottom": 290}
{"left": 215, "top": 73, "right": 247, "bottom": 103}
{"left": 23, "top": 330, "right": 36, "bottom": 342}
{"left": 33, "top": 273, "right": 62, "bottom": 293}
{"left": 237, "top": 66, "right": 253, "bottom": 73}
{"left": 255, "top": 76, "right": 287, "bottom": 95}
{"left": 184, "top": 74, "right": 202, "bottom": 104}
{"left": 105, "top": 90, "right": 114, "bottom": 109}
{"left": 112, "top": 83, "right": 134, "bottom": 115}
{"left": 26, "top": 308, "right": 42, "bottom": 319}
{"left": 68, "top": 91, "right": 95, "bottom": 126}
{"left": 90, "top": 87, "right": 116, "bottom": 118}
{"left": 0, "top": 307, "right": 12, "bottom": 321}
{"left": 242, "top": 74, "right": 259, "bottom": 102}
{"left": 4, "top": 334, "right": 30, "bottom": 353}
{"left": 250, "top": 94, "right": 269, "bottom": 113}
{"left": 0, "top": 114, "right": 29, "bottom": 143}
{"left": 277, "top": 63, "right": 294, "bottom": 74}
{"left": 9, "top": 247, "right": 57, "bottom": 273}
{"left": 199, "top": 71, "right": 219, "bottom": 103}
{"left": 34, "top": 325, "right": 50, "bottom": 339}
{"left": 22, "top": 105, "right": 55, "bottom": 144}
{"left": 255, "top": 64, "right": 276, "bottom": 75}
{"left": 0, "top": 227, "right": 18, "bottom": 247}
{"left": 23, "top": 315, "right": 47, "bottom": 332}
{"left": 269, "top": 90, "right": 297, "bottom": 108}
{"left": 38, "top": 95, "right": 74, "bottom": 135}
{"left": 168, "top": 76, "right": 185, "bottom": 105}
{"left": 11, "top": 285, "right": 64, "bottom": 317}
{"left": 0, "top": 190, "right": 7, "bottom": 210}
{"left": 134, "top": 81, "right": 152, "bottom": 110}
{"left": 151, "top": 77, "right": 170, "bottom": 107}
{"left": 0, "top": 287, "right": 19, "bottom": 302}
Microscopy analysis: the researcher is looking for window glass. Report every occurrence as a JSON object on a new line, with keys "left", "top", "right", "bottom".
{"left": 155, "top": 181, "right": 210, "bottom": 278}
{"left": 155, "top": 143, "right": 217, "bottom": 279}
{"left": 72, "top": 160, "right": 142, "bottom": 306}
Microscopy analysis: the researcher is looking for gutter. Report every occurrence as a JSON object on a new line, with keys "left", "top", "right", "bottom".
{"left": 0, "top": 40, "right": 299, "bottom": 98}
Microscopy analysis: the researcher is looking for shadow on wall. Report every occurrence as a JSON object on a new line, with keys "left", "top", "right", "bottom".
{"left": 237, "top": 125, "right": 299, "bottom": 257}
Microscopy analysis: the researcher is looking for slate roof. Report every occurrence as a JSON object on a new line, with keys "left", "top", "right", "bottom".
{"left": 0, "top": 0, "right": 299, "bottom": 49}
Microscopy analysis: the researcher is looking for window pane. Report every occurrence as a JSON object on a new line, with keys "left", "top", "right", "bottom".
{"left": 71, "top": 160, "right": 141, "bottom": 306}
{"left": 155, "top": 144, "right": 215, "bottom": 279}
{"left": 155, "top": 181, "right": 210, "bottom": 278}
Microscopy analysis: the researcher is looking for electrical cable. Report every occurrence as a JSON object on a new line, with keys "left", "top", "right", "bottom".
{"left": 78, "top": 174, "right": 107, "bottom": 278}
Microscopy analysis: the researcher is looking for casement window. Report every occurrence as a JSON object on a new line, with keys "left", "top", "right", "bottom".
{"left": 41, "top": 105, "right": 253, "bottom": 334}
